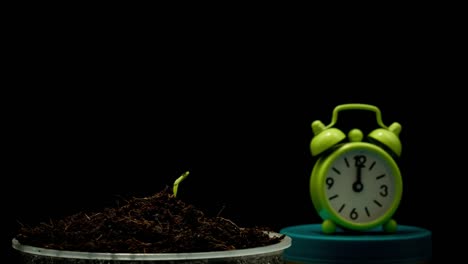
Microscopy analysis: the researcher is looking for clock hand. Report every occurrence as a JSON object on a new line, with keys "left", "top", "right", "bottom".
{"left": 353, "top": 166, "right": 363, "bottom": 192}
{"left": 353, "top": 156, "right": 364, "bottom": 192}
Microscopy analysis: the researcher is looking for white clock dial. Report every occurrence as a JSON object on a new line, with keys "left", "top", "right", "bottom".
{"left": 324, "top": 148, "right": 397, "bottom": 224}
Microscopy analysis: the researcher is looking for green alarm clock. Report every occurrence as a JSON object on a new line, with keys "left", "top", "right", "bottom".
{"left": 309, "top": 104, "right": 403, "bottom": 234}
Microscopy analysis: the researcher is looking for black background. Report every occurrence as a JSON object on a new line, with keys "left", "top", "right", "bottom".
{"left": 2, "top": 19, "right": 444, "bottom": 262}
{"left": 4, "top": 89, "right": 437, "bottom": 261}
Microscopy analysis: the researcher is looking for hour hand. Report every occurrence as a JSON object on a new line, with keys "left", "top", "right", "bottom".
{"left": 353, "top": 165, "right": 363, "bottom": 192}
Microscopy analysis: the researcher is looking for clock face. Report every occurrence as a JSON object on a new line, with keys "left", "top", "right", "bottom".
{"left": 321, "top": 145, "right": 402, "bottom": 225}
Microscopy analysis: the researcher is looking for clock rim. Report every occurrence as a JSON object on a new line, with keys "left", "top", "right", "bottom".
{"left": 310, "top": 142, "right": 403, "bottom": 231}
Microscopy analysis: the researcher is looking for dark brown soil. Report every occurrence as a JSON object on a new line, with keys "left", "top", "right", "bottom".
{"left": 15, "top": 186, "right": 284, "bottom": 253}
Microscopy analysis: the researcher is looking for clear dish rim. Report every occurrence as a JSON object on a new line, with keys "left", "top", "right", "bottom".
{"left": 12, "top": 232, "right": 291, "bottom": 260}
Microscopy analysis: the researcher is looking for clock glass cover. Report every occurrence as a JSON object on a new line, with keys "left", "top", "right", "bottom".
{"left": 323, "top": 146, "right": 401, "bottom": 224}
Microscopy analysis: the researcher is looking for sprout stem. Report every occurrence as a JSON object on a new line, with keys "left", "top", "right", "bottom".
{"left": 173, "top": 171, "right": 190, "bottom": 197}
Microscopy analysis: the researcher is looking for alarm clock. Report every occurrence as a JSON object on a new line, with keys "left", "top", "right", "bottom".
{"left": 309, "top": 104, "right": 403, "bottom": 234}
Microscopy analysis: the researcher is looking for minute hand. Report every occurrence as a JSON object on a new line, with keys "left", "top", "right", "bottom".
{"left": 353, "top": 160, "right": 364, "bottom": 192}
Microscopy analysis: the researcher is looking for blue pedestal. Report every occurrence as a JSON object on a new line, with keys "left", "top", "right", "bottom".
{"left": 280, "top": 224, "right": 432, "bottom": 264}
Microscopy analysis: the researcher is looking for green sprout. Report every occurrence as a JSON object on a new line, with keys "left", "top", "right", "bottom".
{"left": 173, "top": 171, "right": 190, "bottom": 197}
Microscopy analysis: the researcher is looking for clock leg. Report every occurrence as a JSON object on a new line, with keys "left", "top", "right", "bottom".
{"left": 383, "top": 219, "right": 398, "bottom": 232}
{"left": 322, "top": 219, "right": 337, "bottom": 234}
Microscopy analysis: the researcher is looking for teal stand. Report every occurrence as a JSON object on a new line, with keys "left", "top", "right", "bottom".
{"left": 280, "top": 224, "right": 432, "bottom": 264}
